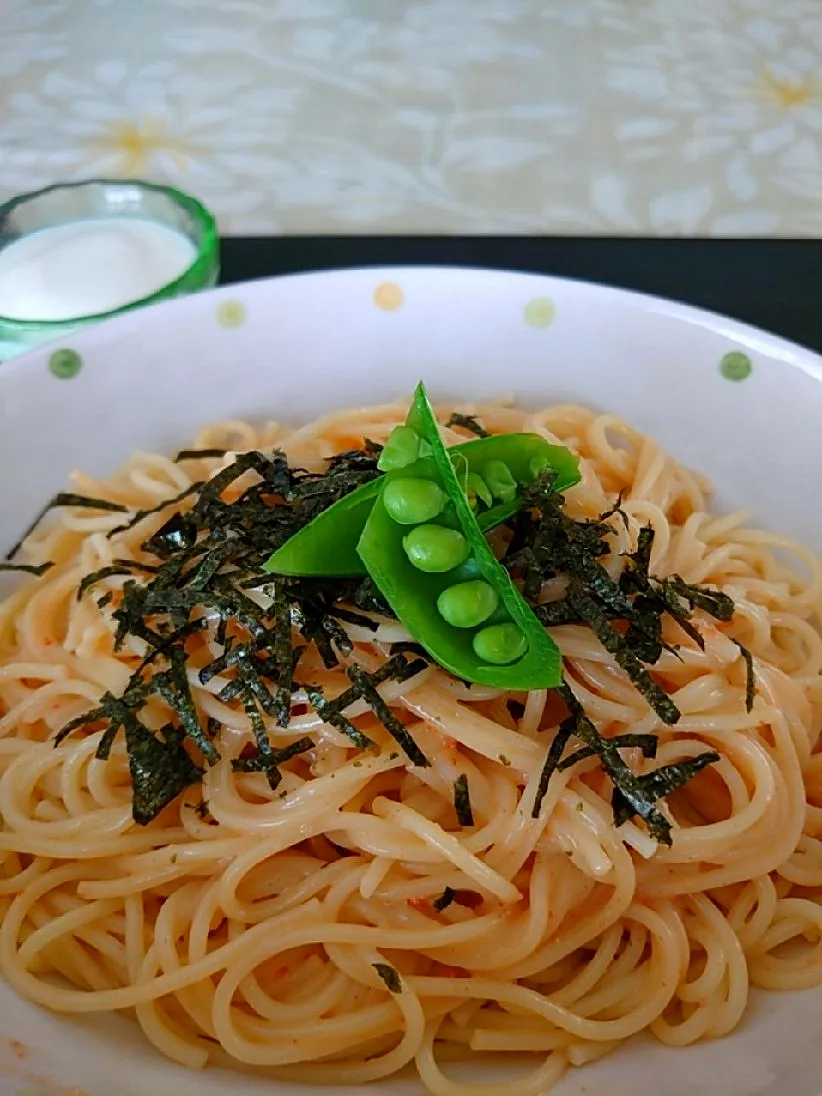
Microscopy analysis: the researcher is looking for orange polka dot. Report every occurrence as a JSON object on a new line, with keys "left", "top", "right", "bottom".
{"left": 373, "top": 282, "right": 405, "bottom": 312}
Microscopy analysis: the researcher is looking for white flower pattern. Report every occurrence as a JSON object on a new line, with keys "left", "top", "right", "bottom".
{"left": 0, "top": 0, "right": 821, "bottom": 234}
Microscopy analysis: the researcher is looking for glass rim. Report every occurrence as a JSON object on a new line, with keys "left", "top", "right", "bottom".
{"left": 0, "top": 178, "right": 219, "bottom": 330}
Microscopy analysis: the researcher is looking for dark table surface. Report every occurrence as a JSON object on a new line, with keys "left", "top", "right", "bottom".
{"left": 219, "top": 237, "right": 822, "bottom": 354}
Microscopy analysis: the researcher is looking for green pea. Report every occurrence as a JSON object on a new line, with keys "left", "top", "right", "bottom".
{"left": 378, "top": 425, "right": 421, "bottom": 471}
{"left": 403, "top": 525, "right": 469, "bottom": 573}
{"left": 472, "top": 622, "right": 528, "bottom": 664}
{"left": 465, "top": 471, "right": 492, "bottom": 510}
{"left": 437, "top": 580, "right": 499, "bottom": 628}
{"left": 383, "top": 478, "right": 446, "bottom": 524}
{"left": 484, "top": 459, "right": 518, "bottom": 503}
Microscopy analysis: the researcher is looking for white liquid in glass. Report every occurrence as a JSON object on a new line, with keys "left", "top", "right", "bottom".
{"left": 0, "top": 217, "right": 197, "bottom": 322}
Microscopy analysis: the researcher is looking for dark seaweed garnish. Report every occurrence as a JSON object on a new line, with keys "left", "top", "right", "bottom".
{"left": 445, "top": 412, "right": 490, "bottom": 439}
{"left": 174, "top": 448, "right": 228, "bottom": 463}
{"left": 532, "top": 712, "right": 575, "bottom": 821}
{"left": 0, "top": 561, "right": 53, "bottom": 576}
{"left": 453, "top": 773, "right": 474, "bottom": 827}
{"left": 433, "top": 886, "right": 456, "bottom": 912}
{"left": 373, "top": 963, "right": 402, "bottom": 993}
{"left": 506, "top": 485, "right": 681, "bottom": 722}
{"left": 531, "top": 681, "right": 720, "bottom": 846}
{"left": 566, "top": 579, "right": 681, "bottom": 725}
{"left": 305, "top": 653, "right": 427, "bottom": 760}
{"left": 538, "top": 683, "right": 676, "bottom": 843}
{"left": 53, "top": 687, "right": 203, "bottom": 823}
{"left": 611, "top": 751, "right": 720, "bottom": 829}
{"left": 44, "top": 434, "right": 744, "bottom": 845}
{"left": 232, "top": 735, "right": 315, "bottom": 790}
{"left": 557, "top": 733, "right": 658, "bottom": 771}
{"left": 351, "top": 577, "right": 394, "bottom": 617}
{"left": 54, "top": 445, "right": 393, "bottom": 823}
{"left": 507, "top": 486, "right": 753, "bottom": 724}
{"left": 107, "top": 483, "right": 203, "bottom": 540}
{"left": 125, "top": 719, "right": 204, "bottom": 826}
{"left": 388, "top": 641, "right": 429, "bottom": 661}
{"left": 77, "top": 560, "right": 161, "bottom": 600}
{"left": 346, "top": 662, "right": 429, "bottom": 766}
{"left": 305, "top": 687, "right": 376, "bottom": 751}
{"left": 6, "top": 493, "right": 129, "bottom": 564}
{"left": 507, "top": 481, "right": 744, "bottom": 841}
{"left": 732, "top": 639, "right": 756, "bottom": 713}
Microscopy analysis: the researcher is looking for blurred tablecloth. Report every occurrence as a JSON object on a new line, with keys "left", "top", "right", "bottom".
{"left": 2, "top": 0, "right": 821, "bottom": 236}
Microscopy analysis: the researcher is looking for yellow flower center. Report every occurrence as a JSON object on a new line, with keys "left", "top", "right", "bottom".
{"left": 87, "top": 115, "right": 202, "bottom": 175}
{"left": 759, "top": 68, "right": 816, "bottom": 109}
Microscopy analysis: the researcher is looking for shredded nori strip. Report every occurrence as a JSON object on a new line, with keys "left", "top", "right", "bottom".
{"left": 304, "top": 653, "right": 425, "bottom": 756}
{"left": 612, "top": 751, "right": 720, "bottom": 828}
{"left": 373, "top": 963, "right": 402, "bottom": 993}
{"left": 232, "top": 735, "right": 314, "bottom": 778}
{"left": 347, "top": 664, "right": 429, "bottom": 767}
{"left": 0, "top": 560, "right": 53, "bottom": 576}
{"left": 506, "top": 489, "right": 743, "bottom": 733}
{"left": 664, "top": 575, "right": 734, "bottom": 622}
{"left": 77, "top": 560, "right": 159, "bottom": 600}
{"left": 445, "top": 412, "right": 490, "bottom": 438}
{"left": 453, "top": 774, "right": 474, "bottom": 827}
{"left": 143, "top": 513, "right": 197, "bottom": 556}
{"left": 305, "top": 688, "right": 375, "bottom": 751}
{"left": 107, "top": 482, "right": 203, "bottom": 539}
{"left": 533, "top": 600, "right": 579, "bottom": 627}
{"left": 732, "top": 639, "right": 756, "bottom": 713}
{"left": 551, "top": 682, "right": 677, "bottom": 844}
{"left": 432, "top": 886, "right": 456, "bottom": 912}
{"left": 124, "top": 718, "right": 204, "bottom": 825}
{"left": 46, "top": 435, "right": 735, "bottom": 841}
{"left": 531, "top": 681, "right": 697, "bottom": 845}
{"left": 566, "top": 579, "right": 681, "bottom": 725}
{"left": 174, "top": 448, "right": 228, "bottom": 463}
{"left": 389, "top": 641, "right": 430, "bottom": 661}
{"left": 557, "top": 733, "right": 658, "bottom": 771}
{"left": 6, "top": 492, "right": 129, "bottom": 562}
{"left": 53, "top": 444, "right": 390, "bottom": 822}
{"left": 532, "top": 715, "right": 575, "bottom": 819}
{"left": 352, "top": 577, "right": 394, "bottom": 617}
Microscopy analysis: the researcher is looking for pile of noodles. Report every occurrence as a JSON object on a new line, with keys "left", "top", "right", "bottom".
{"left": 1, "top": 398, "right": 821, "bottom": 1096}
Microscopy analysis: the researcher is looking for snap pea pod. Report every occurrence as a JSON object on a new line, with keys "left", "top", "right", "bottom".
{"left": 357, "top": 383, "right": 562, "bottom": 689}
{"left": 264, "top": 433, "right": 579, "bottom": 578}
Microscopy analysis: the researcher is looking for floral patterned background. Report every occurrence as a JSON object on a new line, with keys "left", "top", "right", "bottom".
{"left": 1, "top": 0, "right": 822, "bottom": 235}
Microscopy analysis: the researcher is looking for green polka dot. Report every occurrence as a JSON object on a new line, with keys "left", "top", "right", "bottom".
{"left": 216, "top": 299, "right": 246, "bottom": 328}
{"left": 48, "top": 348, "right": 82, "bottom": 380}
{"left": 720, "top": 351, "right": 752, "bottom": 382}
{"left": 524, "top": 297, "right": 556, "bottom": 329}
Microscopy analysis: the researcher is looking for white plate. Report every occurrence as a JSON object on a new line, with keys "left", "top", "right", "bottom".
{"left": 0, "top": 267, "right": 819, "bottom": 1096}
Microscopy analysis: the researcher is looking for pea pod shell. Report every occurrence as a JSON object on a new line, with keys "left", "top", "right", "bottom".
{"left": 265, "top": 433, "right": 579, "bottom": 578}
{"left": 356, "top": 386, "right": 563, "bottom": 689}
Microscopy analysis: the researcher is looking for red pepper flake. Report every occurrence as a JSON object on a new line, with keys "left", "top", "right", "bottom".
{"left": 437, "top": 964, "right": 467, "bottom": 979}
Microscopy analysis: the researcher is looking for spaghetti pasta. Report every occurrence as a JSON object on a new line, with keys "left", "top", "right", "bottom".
{"left": 1, "top": 398, "right": 821, "bottom": 1096}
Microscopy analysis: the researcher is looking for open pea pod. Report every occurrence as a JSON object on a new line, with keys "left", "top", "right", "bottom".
{"left": 265, "top": 433, "right": 579, "bottom": 578}
{"left": 357, "top": 384, "right": 563, "bottom": 689}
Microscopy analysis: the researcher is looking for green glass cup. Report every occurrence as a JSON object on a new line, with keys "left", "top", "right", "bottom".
{"left": 0, "top": 179, "right": 219, "bottom": 362}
